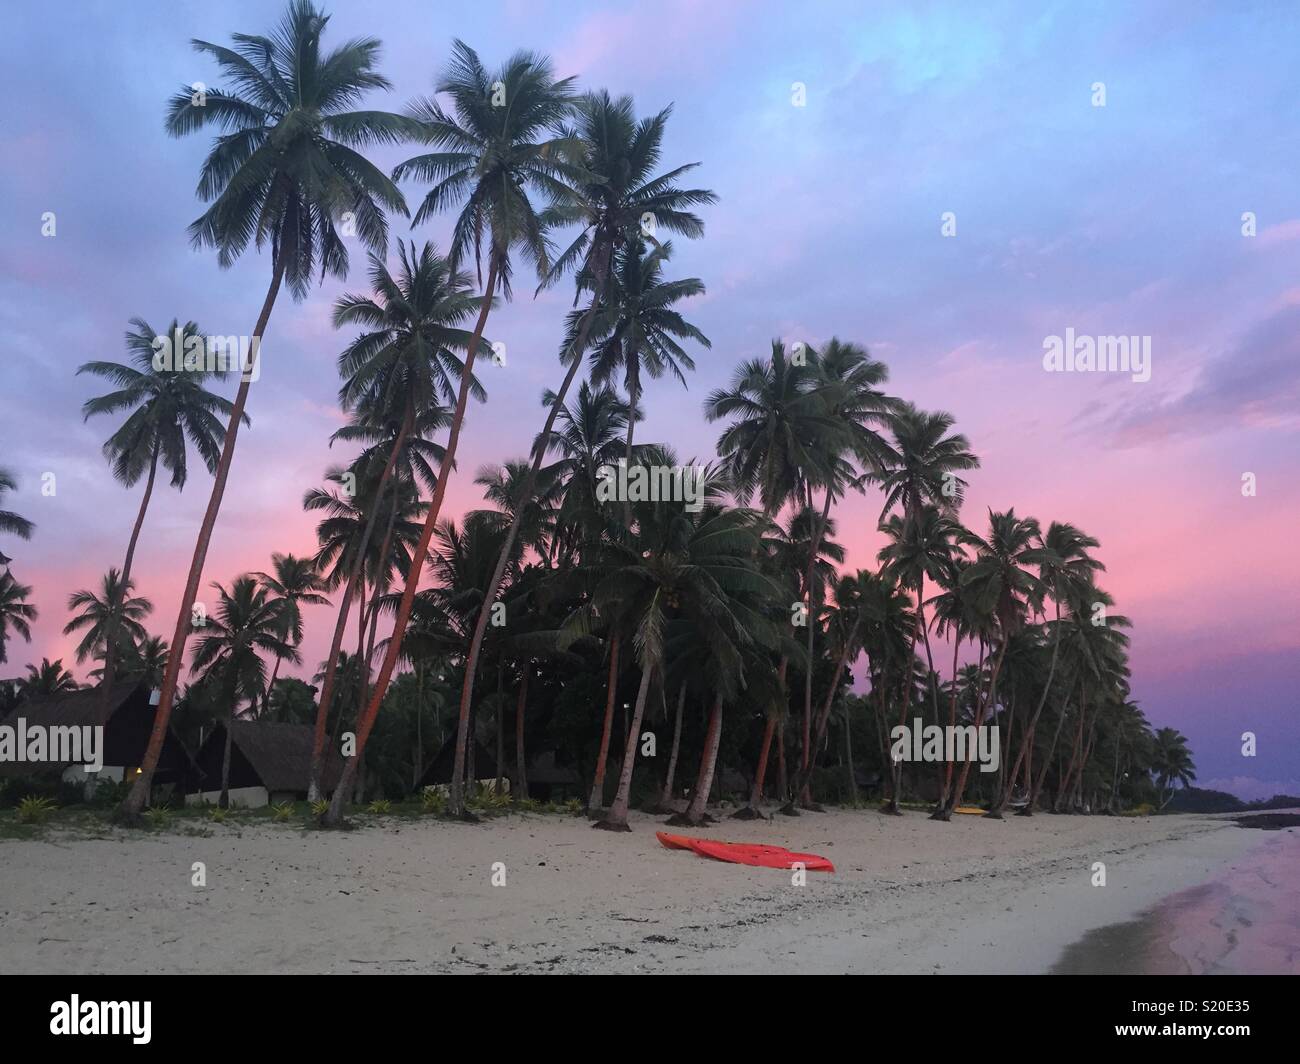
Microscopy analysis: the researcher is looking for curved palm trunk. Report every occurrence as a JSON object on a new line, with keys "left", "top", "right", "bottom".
{"left": 788, "top": 623, "right": 862, "bottom": 807}
{"left": 622, "top": 360, "right": 638, "bottom": 527}
{"left": 656, "top": 683, "right": 687, "bottom": 811}
{"left": 936, "top": 635, "right": 962, "bottom": 811}
{"left": 991, "top": 600, "right": 1064, "bottom": 816}
{"left": 587, "top": 632, "right": 621, "bottom": 812}
{"left": 325, "top": 259, "right": 499, "bottom": 826}
{"left": 1025, "top": 685, "right": 1075, "bottom": 814}
{"left": 308, "top": 406, "right": 412, "bottom": 801}
{"left": 944, "top": 634, "right": 1008, "bottom": 818}
{"left": 122, "top": 257, "right": 285, "bottom": 818}
{"left": 512, "top": 666, "right": 530, "bottom": 801}
{"left": 740, "top": 655, "right": 786, "bottom": 816}
{"left": 263, "top": 654, "right": 283, "bottom": 718}
{"left": 595, "top": 662, "right": 654, "bottom": 831}
{"left": 452, "top": 293, "right": 606, "bottom": 819}
{"left": 798, "top": 486, "right": 834, "bottom": 806}
{"left": 680, "top": 693, "right": 724, "bottom": 825}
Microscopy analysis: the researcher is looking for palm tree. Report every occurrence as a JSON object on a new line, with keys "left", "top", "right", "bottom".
{"left": 706, "top": 340, "right": 845, "bottom": 800}
{"left": 0, "top": 571, "right": 37, "bottom": 666}
{"left": 0, "top": 468, "right": 35, "bottom": 546}
{"left": 305, "top": 464, "right": 427, "bottom": 798}
{"left": 587, "top": 495, "right": 778, "bottom": 831}
{"left": 587, "top": 240, "right": 711, "bottom": 494}
{"left": 126, "top": 0, "right": 412, "bottom": 817}
{"left": 79, "top": 317, "right": 245, "bottom": 706}
{"left": 191, "top": 576, "right": 298, "bottom": 806}
{"left": 252, "top": 553, "right": 329, "bottom": 713}
{"left": 442, "top": 90, "right": 715, "bottom": 820}
{"left": 19, "top": 658, "right": 80, "bottom": 698}
{"left": 990, "top": 521, "right": 1102, "bottom": 817}
{"left": 331, "top": 42, "right": 581, "bottom": 825}
{"left": 63, "top": 570, "right": 152, "bottom": 680}
{"left": 940, "top": 509, "right": 1047, "bottom": 819}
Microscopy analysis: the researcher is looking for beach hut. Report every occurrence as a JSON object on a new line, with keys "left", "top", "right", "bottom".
{"left": 186, "top": 720, "right": 343, "bottom": 808}
{"left": 523, "top": 748, "right": 581, "bottom": 802}
{"left": 0, "top": 680, "right": 192, "bottom": 800}
{"left": 419, "top": 736, "right": 501, "bottom": 793}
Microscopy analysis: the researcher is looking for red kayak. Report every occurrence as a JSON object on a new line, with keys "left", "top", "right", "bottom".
{"left": 656, "top": 831, "right": 834, "bottom": 872}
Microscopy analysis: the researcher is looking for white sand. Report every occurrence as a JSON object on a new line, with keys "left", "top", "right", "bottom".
{"left": 0, "top": 808, "right": 1264, "bottom": 974}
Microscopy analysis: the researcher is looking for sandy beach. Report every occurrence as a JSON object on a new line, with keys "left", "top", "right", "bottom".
{"left": 1, "top": 809, "right": 1287, "bottom": 974}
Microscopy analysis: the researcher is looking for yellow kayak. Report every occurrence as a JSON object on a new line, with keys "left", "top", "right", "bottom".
{"left": 953, "top": 806, "right": 986, "bottom": 815}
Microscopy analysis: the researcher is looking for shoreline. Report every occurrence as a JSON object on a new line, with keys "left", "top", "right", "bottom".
{"left": 0, "top": 808, "right": 1280, "bottom": 974}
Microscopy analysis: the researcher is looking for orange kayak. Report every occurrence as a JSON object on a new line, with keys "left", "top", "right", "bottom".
{"left": 656, "top": 831, "right": 834, "bottom": 872}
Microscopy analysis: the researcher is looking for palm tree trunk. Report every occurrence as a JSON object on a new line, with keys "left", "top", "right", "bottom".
{"left": 588, "top": 632, "right": 621, "bottom": 812}
{"left": 680, "top": 693, "right": 724, "bottom": 825}
{"left": 1026, "top": 687, "right": 1074, "bottom": 814}
{"left": 788, "top": 620, "right": 863, "bottom": 807}
{"left": 657, "top": 683, "right": 686, "bottom": 811}
{"left": 596, "top": 662, "right": 654, "bottom": 830}
{"left": 944, "top": 634, "right": 1008, "bottom": 817}
{"left": 844, "top": 707, "right": 857, "bottom": 803}
{"left": 325, "top": 258, "right": 499, "bottom": 826}
{"left": 263, "top": 654, "right": 283, "bottom": 718}
{"left": 991, "top": 601, "right": 1063, "bottom": 816}
{"left": 513, "top": 666, "right": 530, "bottom": 801}
{"left": 308, "top": 403, "right": 413, "bottom": 801}
{"left": 622, "top": 359, "right": 638, "bottom": 527}
{"left": 122, "top": 444, "right": 158, "bottom": 587}
{"left": 452, "top": 291, "right": 607, "bottom": 819}
{"left": 937, "top": 635, "right": 962, "bottom": 810}
{"left": 122, "top": 256, "right": 285, "bottom": 819}
{"left": 799, "top": 485, "right": 834, "bottom": 805}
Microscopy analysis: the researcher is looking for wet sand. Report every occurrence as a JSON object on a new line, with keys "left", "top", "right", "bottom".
{"left": 1052, "top": 825, "right": 1300, "bottom": 974}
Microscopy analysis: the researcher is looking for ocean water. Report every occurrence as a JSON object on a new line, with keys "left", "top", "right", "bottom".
{"left": 1051, "top": 826, "right": 1300, "bottom": 975}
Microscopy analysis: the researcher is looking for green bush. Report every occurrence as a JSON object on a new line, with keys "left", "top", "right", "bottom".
{"left": 272, "top": 801, "right": 295, "bottom": 821}
{"left": 16, "top": 795, "right": 57, "bottom": 823}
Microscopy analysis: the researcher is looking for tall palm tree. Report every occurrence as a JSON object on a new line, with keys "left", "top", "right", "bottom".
{"left": 587, "top": 240, "right": 711, "bottom": 493}
{"left": 0, "top": 468, "right": 35, "bottom": 546}
{"left": 127, "top": 0, "right": 411, "bottom": 817}
{"left": 0, "top": 571, "right": 37, "bottom": 666}
{"left": 252, "top": 553, "right": 329, "bottom": 712}
{"left": 19, "top": 658, "right": 79, "bottom": 698}
{"left": 79, "top": 317, "right": 244, "bottom": 706}
{"left": 587, "top": 493, "right": 778, "bottom": 831}
{"left": 63, "top": 569, "right": 152, "bottom": 677}
{"left": 706, "top": 340, "right": 845, "bottom": 801}
{"left": 445, "top": 90, "right": 715, "bottom": 820}
{"left": 332, "top": 42, "right": 581, "bottom": 825}
{"left": 941, "top": 509, "right": 1047, "bottom": 818}
{"left": 308, "top": 244, "right": 478, "bottom": 797}
{"left": 990, "top": 521, "right": 1102, "bottom": 817}
{"left": 191, "top": 576, "right": 298, "bottom": 806}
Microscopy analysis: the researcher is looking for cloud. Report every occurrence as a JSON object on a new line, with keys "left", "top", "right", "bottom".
{"left": 1256, "top": 219, "right": 1300, "bottom": 247}
{"left": 1087, "top": 305, "right": 1300, "bottom": 445}
{"left": 1204, "top": 776, "right": 1300, "bottom": 803}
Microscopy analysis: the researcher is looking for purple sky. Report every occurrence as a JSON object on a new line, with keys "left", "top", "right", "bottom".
{"left": 2, "top": 1, "right": 1298, "bottom": 799}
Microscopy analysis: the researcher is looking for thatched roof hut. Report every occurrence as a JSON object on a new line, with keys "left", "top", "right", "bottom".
{"left": 187, "top": 721, "right": 343, "bottom": 806}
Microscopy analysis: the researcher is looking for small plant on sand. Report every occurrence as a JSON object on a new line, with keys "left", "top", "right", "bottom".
{"left": 565, "top": 798, "right": 583, "bottom": 815}
{"left": 145, "top": 807, "right": 171, "bottom": 829}
{"left": 272, "top": 801, "right": 295, "bottom": 821}
{"left": 517, "top": 797, "right": 541, "bottom": 812}
{"left": 367, "top": 799, "right": 392, "bottom": 815}
{"left": 420, "top": 788, "right": 445, "bottom": 815}
{"left": 208, "top": 806, "right": 228, "bottom": 823}
{"left": 17, "top": 796, "right": 56, "bottom": 823}
{"left": 310, "top": 798, "right": 330, "bottom": 817}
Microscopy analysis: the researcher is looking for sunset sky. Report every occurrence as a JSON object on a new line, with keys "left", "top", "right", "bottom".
{"left": 2, "top": 1, "right": 1297, "bottom": 799}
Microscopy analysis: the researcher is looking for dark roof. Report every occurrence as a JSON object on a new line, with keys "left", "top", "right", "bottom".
{"left": 1, "top": 680, "right": 141, "bottom": 731}
{"left": 0, "top": 681, "right": 150, "bottom": 778}
{"left": 220, "top": 721, "right": 342, "bottom": 793}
